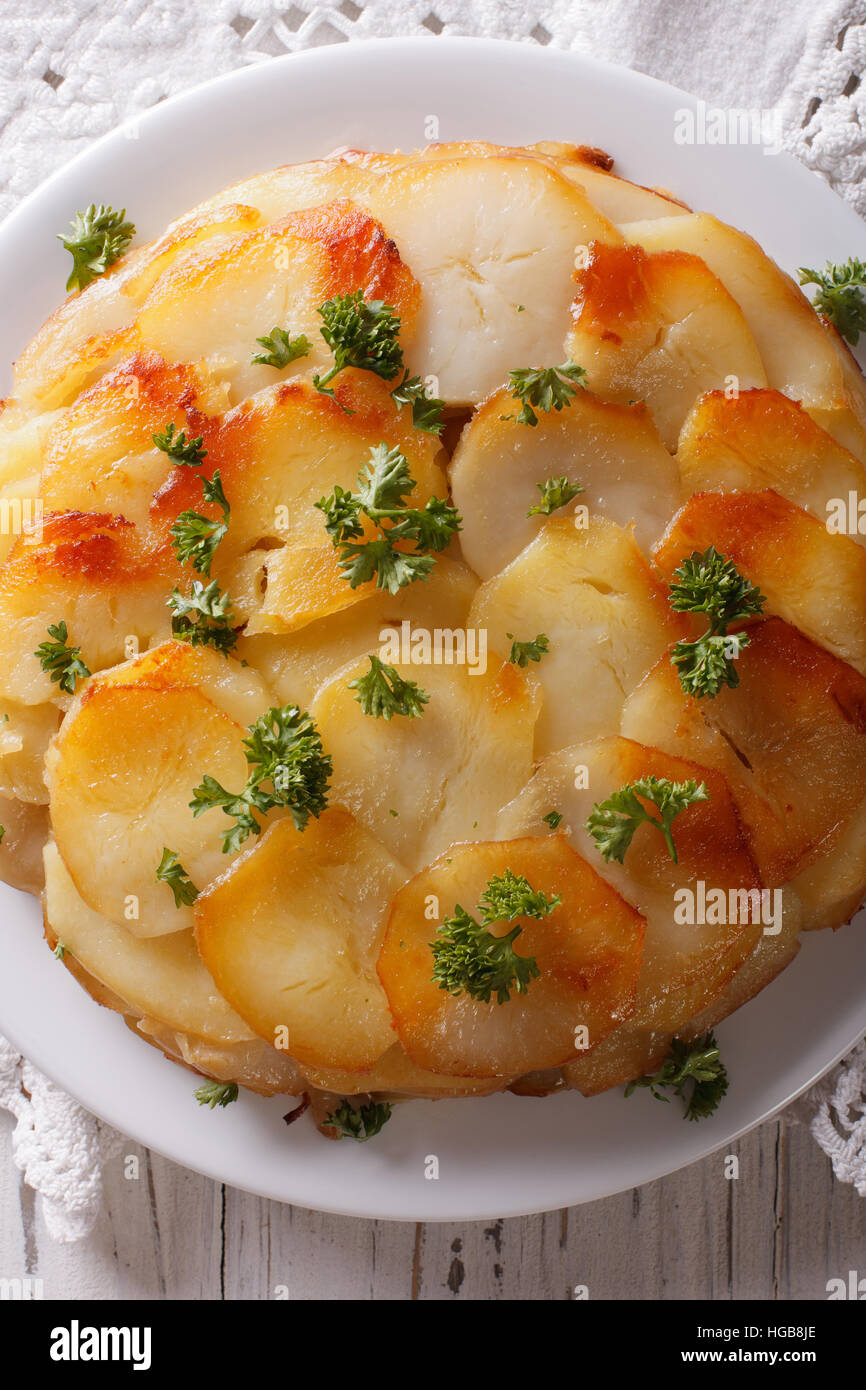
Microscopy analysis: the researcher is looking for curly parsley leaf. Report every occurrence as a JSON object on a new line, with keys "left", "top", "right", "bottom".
{"left": 168, "top": 579, "right": 237, "bottom": 655}
{"left": 58, "top": 204, "right": 135, "bottom": 292}
{"left": 156, "top": 848, "right": 199, "bottom": 908}
{"left": 315, "top": 443, "right": 461, "bottom": 594}
{"left": 527, "top": 475, "right": 584, "bottom": 517}
{"left": 170, "top": 470, "right": 230, "bottom": 576}
{"left": 349, "top": 654, "right": 429, "bottom": 720}
{"left": 798, "top": 258, "right": 866, "bottom": 345}
{"left": 195, "top": 1080, "right": 239, "bottom": 1109}
{"left": 668, "top": 547, "right": 765, "bottom": 699}
{"left": 508, "top": 361, "right": 587, "bottom": 427}
{"left": 153, "top": 422, "right": 208, "bottom": 467}
{"left": 587, "top": 776, "right": 709, "bottom": 866}
{"left": 431, "top": 869, "right": 558, "bottom": 1005}
{"left": 251, "top": 326, "right": 311, "bottom": 368}
{"left": 391, "top": 371, "right": 445, "bottom": 436}
{"left": 507, "top": 632, "right": 549, "bottom": 667}
{"left": 625, "top": 1032, "right": 728, "bottom": 1121}
{"left": 313, "top": 291, "right": 404, "bottom": 405}
{"left": 323, "top": 1099, "right": 392, "bottom": 1142}
{"left": 35, "top": 621, "right": 91, "bottom": 694}
{"left": 191, "top": 704, "right": 332, "bottom": 853}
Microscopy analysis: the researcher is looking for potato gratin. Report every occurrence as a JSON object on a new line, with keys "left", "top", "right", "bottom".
{"left": 2, "top": 141, "right": 866, "bottom": 1140}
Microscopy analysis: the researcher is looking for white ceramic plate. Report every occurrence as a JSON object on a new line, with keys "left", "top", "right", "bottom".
{"left": 1, "top": 37, "right": 864, "bottom": 1222}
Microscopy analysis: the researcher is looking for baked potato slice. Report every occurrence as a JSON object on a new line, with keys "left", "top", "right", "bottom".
{"left": 620, "top": 620, "right": 866, "bottom": 901}
{"left": 45, "top": 645, "right": 275, "bottom": 937}
{"left": 566, "top": 241, "right": 766, "bottom": 448}
{"left": 654, "top": 489, "right": 866, "bottom": 674}
{"left": 377, "top": 836, "right": 645, "bottom": 1077}
{"left": 43, "top": 841, "right": 255, "bottom": 1043}
{"left": 467, "top": 516, "right": 684, "bottom": 756}
{"left": 310, "top": 654, "right": 540, "bottom": 871}
{"left": 194, "top": 808, "right": 405, "bottom": 1071}
{"left": 450, "top": 386, "right": 680, "bottom": 577}
{"left": 676, "top": 388, "right": 866, "bottom": 546}
{"left": 295, "top": 1044, "right": 509, "bottom": 1098}
{"left": 497, "top": 736, "right": 766, "bottom": 1033}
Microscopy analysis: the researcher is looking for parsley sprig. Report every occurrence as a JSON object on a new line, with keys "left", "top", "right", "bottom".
{"left": 313, "top": 291, "right": 403, "bottom": 399}
{"left": 349, "top": 654, "right": 429, "bottom": 720}
{"left": 625, "top": 1033, "right": 728, "bottom": 1121}
{"left": 58, "top": 204, "right": 135, "bottom": 292}
{"left": 508, "top": 361, "right": 587, "bottom": 426}
{"left": 323, "top": 1100, "right": 392, "bottom": 1142}
{"left": 668, "top": 547, "right": 765, "bottom": 700}
{"left": 431, "top": 869, "right": 559, "bottom": 1005}
{"left": 34, "top": 621, "right": 91, "bottom": 694}
{"left": 251, "top": 326, "right": 310, "bottom": 368}
{"left": 586, "top": 776, "right": 709, "bottom": 865}
{"left": 168, "top": 579, "right": 237, "bottom": 654}
{"left": 156, "top": 848, "right": 199, "bottom": 908}
{"left": 191, "top": 704, "right": 332, "bottom": 854}
{"left": 527, "top": 476, "right": 584, "bottom": 517}
{"left": 507, "top": 632, "right": 549, "bottom": 667}
{"left": 798, "top": 258, "right": 866, "bottom": 344}
{"left": 316, "top": 442, "right": 461, "bottom": 593}
{"left": 391, "top": 371, "right": 445, "bottom": 436}
{"left": 195, "top": 1080, "right": 239, "bottom": 1109}
{"left": 153, "top": 422, "right": 208, "bottom": 467}
{"left": 170, "top": 471, "right": 230, "bottom": 576}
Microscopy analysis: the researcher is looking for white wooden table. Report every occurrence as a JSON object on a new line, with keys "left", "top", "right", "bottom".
{"left": 2, "top": 1109, "right": 862, "bottom": 1298}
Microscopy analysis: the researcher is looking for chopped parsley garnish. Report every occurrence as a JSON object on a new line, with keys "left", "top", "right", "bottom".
{"left": 625, "top": 1033, "right": 728, "bottom": 1121}
{"left": 251, "top": 326, "right": 310, "bottom": 368}
{"left": 431, "top": 869, "right": 559, "bottom": 1005}
{"left": 316, "top": 442, "right": 461, "bottom": 593}
{"left": 668, "top": 547, "right": 765, "bottom": 699}
{"left": 527, "top": 476, "right": 584, "bottom": 517}
{"left": 508, "top": 361, "right": 587, "bottom": 426}
{"left": 152, "top": 422, "right": 208, "bottom": 467}
{"left": 323, "top": 1099, "right": 392, "bottom": 1142}
{"left": 53, "top": 940, "right": 66, "bottom": 960}
{"left": 349, "top": 654, "right": 429, "bottom": 720}
{"left": 58, "top": 204, "right": 135, "bottom": 292}
{"left": 313, "top": 291, "right": 403, "bottom": 401}
{"left": 391, "top": 371, "right": 445, "bottom": 436}
{"left": 191, "top": 704, "right": 331, "bottom": 854}
{"left": 170, "top": 470, "right": 230, "bottom": 576}
{"left": 156, "top": 848, "right": 199, "bottom": 908}
{"left": 798, "top": 258, "right": 866, "bottom": 344}
{"left": 586, "top": 776, "right": 709, "bottom": 865}
{"left": 507, "top": 632, "right": 549, "bottom": 667}
{"left": 168, "top": 579, "right": 238, "bottom": 655}
{"left": 195, "top": 1080, "right": 239, "bottom": 1109}
{"left": 35, "top": 622, "right": 91, "bottom": 694}
{"left": 542, "top": 810, "right": 563, "bottom": 830}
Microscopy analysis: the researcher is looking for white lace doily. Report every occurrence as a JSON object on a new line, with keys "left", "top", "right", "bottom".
{"left": 1, "top": 0, "right": 866, "bottom": 1240}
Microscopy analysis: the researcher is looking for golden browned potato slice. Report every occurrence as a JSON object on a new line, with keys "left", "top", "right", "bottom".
{"left": 449, "top": 386, "right": 680, "bottom": 576}
{"left": 566, "top": 241, "right": 766, "bottom": 448}
{"left": 135, "top": 201, "right": 420, "bottom": 404}
{"left": 195, "top": 809, "right": 405, "bottom": 1071}
{"left": 676, "top": 388, "right": 866, "bottom": 547}
{"left": 46, "top": 644, "right": 275, "bottom": 937}
{"left": 562, "top": 1027, "right": 671, "bottom": 1096}
{"left": 377, "top": 836, "right": 645, "bottom": 1077}
{"left": 467, "top": 517, "right": 684, "bottom": 756}
{"left": 131, "top": 1017, "right": 303, "bottom": 1097}
{"left": 43, "top": 841, "right": 256, "bottom": 1043}
{"left": 497, "top": 736, "right": 766, "bottom": 1034}
{"left": 359, "top": 156, "right": 623, "bottom": 404}
{"left": 238, "top": 555, "right": 478, "bottom": 711}
{"left": 0, "top": 795, "right": 49, "bottom": 894}
{"left": 310, "top": 655, "right": 540, "bottom": 870}
{"left": 295, "top": 1044, "right": 509, "bottom": 1098}
{"left": 0, "top": 402, "right": 63, "bottom": 563}
{"left": 621, "top": 620, "right": 866, "bottom": 925}
{"left": 40, "top": 352, "right": 229, "bottom": 529}
{"left": 0, "top": 511, "right": 177, "bottom": 706}
{"left": 14, "top": 205, "right": 265, "bottom": 412}
{"left": 0, "top": 700, "right": 60, "bottom": 803}
{"left": 654, "top": 489, "right": 866, "bottom": 674}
